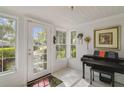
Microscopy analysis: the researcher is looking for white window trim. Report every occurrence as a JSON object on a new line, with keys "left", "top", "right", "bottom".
{"left": 0, "top": 13, "right": 18, "bottom": 75}
{"left": 56, "top": 30, "right": 67, "bottom": 61}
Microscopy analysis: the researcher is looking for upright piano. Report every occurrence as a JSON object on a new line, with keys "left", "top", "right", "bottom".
{"left": 81, "top": 51, "right": 124, "bottom": 81}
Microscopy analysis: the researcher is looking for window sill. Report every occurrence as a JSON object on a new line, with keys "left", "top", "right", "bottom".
{"left": 0, "top": 70, "right": 17, "bottom": 77}
{"left": 69, "top": 58, "right": 77, "bottom": 61}
{"left": 56, "top": 58, "right": 67, "bottom": 62}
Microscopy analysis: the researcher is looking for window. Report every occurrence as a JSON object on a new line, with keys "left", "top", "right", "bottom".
{"left": 56, "top": 31, "right": 66, "bottom": 59}
{"left": 0, "top": 15, "right": 16, "bottom": 73}
{"left": 70, "top": 31, "right": 76, "bottom": 58}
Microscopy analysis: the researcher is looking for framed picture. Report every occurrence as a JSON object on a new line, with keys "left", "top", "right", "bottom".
{"left": 94, "top": 26, "right": 120, "bottom": 49}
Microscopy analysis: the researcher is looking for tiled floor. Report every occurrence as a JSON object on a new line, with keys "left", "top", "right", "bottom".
{"left": 53, "top": 68, "right": 85, "bottom": 87}
{"left": 53, "top": 68, "right": 124, "bottom": 87}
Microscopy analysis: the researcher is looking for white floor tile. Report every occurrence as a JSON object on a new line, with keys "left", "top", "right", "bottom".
{"left": 53, "top": 68, "right": 124, "bottom": 87}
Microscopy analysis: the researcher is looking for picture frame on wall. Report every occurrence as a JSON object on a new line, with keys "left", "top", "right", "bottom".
{"left": 94, "top": 26, "right": 120, "bottom": 50}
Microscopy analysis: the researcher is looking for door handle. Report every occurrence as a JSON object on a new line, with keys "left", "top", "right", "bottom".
{"left": 29, "top": 49, "right": 31, "bottom": 51}
{"left": 28, "top": 49, "right": 32, "bottom": 55}
{"left": 28, "top": 53, "right": 31, "bottom": 55}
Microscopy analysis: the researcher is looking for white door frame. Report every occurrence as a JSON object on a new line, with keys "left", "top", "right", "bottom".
{"left": 26, "top": 18, "right": 51, "bottom": 82}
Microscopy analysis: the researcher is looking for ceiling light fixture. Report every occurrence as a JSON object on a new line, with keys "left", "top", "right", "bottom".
{"left": 69, "top": 6, "right": 75, "bottom": 11}
{"left": 71, "top": 6, "right": 74, "bottom": 10}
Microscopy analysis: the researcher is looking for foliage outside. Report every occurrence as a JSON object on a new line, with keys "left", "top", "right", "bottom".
{"left": 0, "top": 47, "right": 15, "bottom": 58}
{"left": 56, "top": 31, "right": 66, "bottom": 59}
{"left": 0, "top": 16, "right": 16, "bottom": 72}
{"left": 71, "top": 45, "right": 76, "bottom": 58}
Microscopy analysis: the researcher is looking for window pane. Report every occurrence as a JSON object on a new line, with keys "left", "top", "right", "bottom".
{"left": 56, "top": 31, "right": 59, "bottom": 44}
{"left": 71, "top": 31, "right": 76, "bottom": 44}
{"left": 3, "top": 47, "right": 15, "bottom": 71}
{"left": 0, "top": 60, "right": 2, "bottom": 72}
{"left": 56, "top": 31, "right": 66, "bottom": 44}
{"left": 71, "top": 45, "right": 76, "bottom": 58}
{"left": 56, "top": 31, "right": 66, "bottom": 60}
{"left": 56, "top": 45, "right": 66, "bottom": 59}
{"left": 56, "top": 31, "right": 60, "bottom": 44}
{"left": 0, "top": 18, "right": 4, "bottom": 40}
{"left": 59, "top": 32, "right": 63, "bottom": 44}
{"left": 1, "top": 17, "right": 16, "bottom": 72}
{"left": 63, "top": 32, "right": 66, "bottom": 44}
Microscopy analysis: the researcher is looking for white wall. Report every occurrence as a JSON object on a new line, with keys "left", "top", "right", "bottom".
{"left": 68, "top": 14, "right": 124, "bottom": 84}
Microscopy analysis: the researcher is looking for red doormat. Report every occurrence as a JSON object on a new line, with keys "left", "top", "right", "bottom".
{"left": 27, "top": 75, "right": 63, "bottom": 87}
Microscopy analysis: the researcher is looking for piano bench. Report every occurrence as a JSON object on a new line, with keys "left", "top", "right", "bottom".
{"left": 90, "top": 66, "right": 115, "bottom": 87}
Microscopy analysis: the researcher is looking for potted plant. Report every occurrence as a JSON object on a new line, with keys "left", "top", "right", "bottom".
{"left": 84, "top": 36, "right": 91, "bottom": 50}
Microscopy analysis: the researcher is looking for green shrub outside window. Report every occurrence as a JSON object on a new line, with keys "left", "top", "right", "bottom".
{"left": 0, "top": 47, "right": 15, "bottom": 58}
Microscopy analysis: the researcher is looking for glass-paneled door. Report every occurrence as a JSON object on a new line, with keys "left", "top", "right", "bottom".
{"left": 27, "top": 21, "right": 50, "bottom": 82}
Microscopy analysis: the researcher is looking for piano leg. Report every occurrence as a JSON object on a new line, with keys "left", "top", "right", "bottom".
{"left": 82, "top": 62, "right": 85, "bottom": 79}
{"left": 90, "top": 68, "right": 92, "bottom": 84}
{"left": 112, "top": 73, "right": 114, "bottom": 87}
{"left": 93, "top": 70, "right": 94, "bottom": 81}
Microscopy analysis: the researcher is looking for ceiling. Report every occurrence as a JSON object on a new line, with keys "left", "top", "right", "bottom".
{"left": 1, "top": 6, "right": 124, "bottom": 29}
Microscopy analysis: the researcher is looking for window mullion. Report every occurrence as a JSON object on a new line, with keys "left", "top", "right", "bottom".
{"left": 1, "top": 25, "right": 4, "bottom": 72}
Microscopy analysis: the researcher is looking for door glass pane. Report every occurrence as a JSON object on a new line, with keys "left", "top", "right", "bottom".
{"left": 42, "top": 54, "right": 47, "bottom": 70}
{"left": 32, "top": 26, "right": 47, "bottom": 73}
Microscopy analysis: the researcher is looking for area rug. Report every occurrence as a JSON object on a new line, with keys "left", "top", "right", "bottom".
{"left": 27, "top": 75, "right": 63, "bottom": 87}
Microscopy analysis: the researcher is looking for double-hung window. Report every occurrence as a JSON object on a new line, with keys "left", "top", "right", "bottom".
{"left": 70, "top": 31, "right": 76, "bottom": 58}
{"left": 0, "top": 15, "right": 16, "bottom": 74}
{"left": 56, "top": 31, "right": 66, "bottom": 59}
